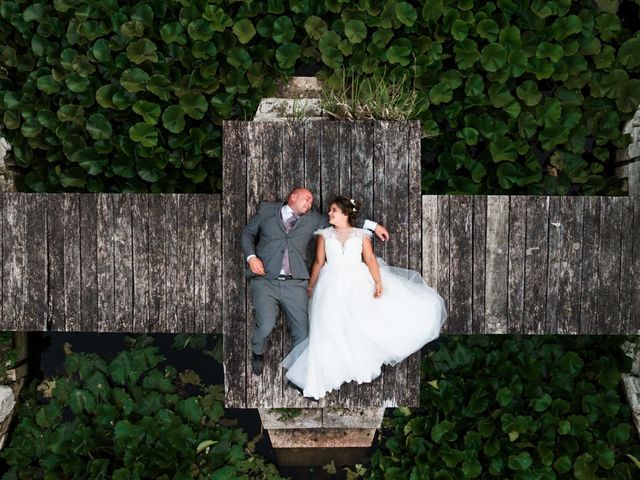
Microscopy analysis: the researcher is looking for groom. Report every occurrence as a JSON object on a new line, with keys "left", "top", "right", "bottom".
{"left": 241, "top": 187, "right": 389, "bottom": 375}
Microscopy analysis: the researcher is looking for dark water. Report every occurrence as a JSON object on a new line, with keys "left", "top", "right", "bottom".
{"left": 0, "top": 332, "right": 377, "bottom": 479}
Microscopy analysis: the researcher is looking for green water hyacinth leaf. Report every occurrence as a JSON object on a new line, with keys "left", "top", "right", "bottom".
{"left": 499, "top": 25, "right": 521, "bottom": 47}
{"left": 431, "top": 420, "right": 456, "bottom": 443}
{"left": 395, "top": 2, "right": 417, "bottom": 27}
{"left": 480, "top": 43, "right": 507, "bottom": 72}
{"left": 133, "top": 100, "right": 161, "bottom": 125}
{"left": 21, "top": 117, "right": 42, "bottom": 138}
{"left": 233, "top": 18, "right": 256, "bottom": 44}
{"left": 129, "top": 123, "right": 158, "bottom": 147}
{"left": 57, "top": 104, "right": 84, "bottom": 124}
{"left": 455, "top": 39, "right": 480, "bottom": 69}
{"left": 617, "top": 37, "right": 640, "bottom": 70}
{"left": 430, "top": 82, "right": 453, "bottom": 105}
{"left": 304, "top": 16, "right": 326, "bottom": 41}
{"left": 488, "top": 83, "right": 514, "bottom": 108}
{"left": 508, "top": 452, "right": 533, "bottom": 471}
{"left": 96, "top": 85, "right": 117, "bottom": 108}
{"left": 272, "top": 16, "right": 294, "bottom": 43}
{"left": 276, "top": 42, "right": 301, "bottom": 69}
{"left": 387, "top": 38, "right": 412, "bottom": 66}
{"left": 204, "top": 5, "right": 233, "bottom": 31}
{"left": 73, "top": 147, "right": 107, "bottom": 175}
{"left": 477, "top": 19, "right": 499, "bottom": 42}
{"left": 65, "top": 72, "right": 90, "bottom": 93}
{"left": 319, "top": 31, "right": 342, "bottom": 69}
{"left": 179, "top": 93, "right": 208, "bottom": 120}
{"left": 616, "top": 79, "right": 640, "bottom": 113}
{"left": 554, "top": 455, "right": 572, "bottom": 474}
{"left": 22, "top": 3, "right": 45, "bottom": 23}
{"left": 516, "top": 80, "right": 542, "bottom": 106}
{"left": 126, "top": 38, "right": 157, "bottom": 64}
{"left": 490, "top": 137, "right": 518, "bottom": 163}
{"left": 120, "top": 68, "right": 150, "bottom": 93}
{"left": 537, "top": 42, "right": 564, "bottom": 62}
{"left": 188, "top": 19, "right": 214, "bottom": 41}
{"left": 227, "top": 47, "right": 252, "bottom": 70}
{"left": 457, "top": 127, "right": 479, "bottom": 145}
{"left": 59, "top": 167, "right": 87, "bottom": 188}
{"left": 37, "top": 110, "right": 57, "bottom": 129}
{"left": 86, "top": 113, "right": 112, "bottom": 140}
{"left": 464, "top": 73, "right": 484, "bottom": 97}
{"left": 595, "top": 13, "right": 621, "bottom": 41}
{"left": 162, "top": 105, "right": 185, "bottom": 134}
{"left": 36, "top": 74, "right": 60, "bottom": 94}
{"left": 120, "top": 20, "right": 144, "bottom": 38}
{"left": 91, "top": 39, "right": 111, "bottom": 62}
{"left": 160, "top": 22, "right": 187, "bottom": 45}
{"left": 451, "top": 20, "right": 468, "bottom": 41}
{"left": 461, "top": 458, "right": 482, "bottom": 478}
{"left": 345, "top": 19, "right": 367, "bottom": 44}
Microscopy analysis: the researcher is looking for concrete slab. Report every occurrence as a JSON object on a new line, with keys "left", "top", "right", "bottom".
{"left": 268, "top": 428, "right": 376, "bottom": 448}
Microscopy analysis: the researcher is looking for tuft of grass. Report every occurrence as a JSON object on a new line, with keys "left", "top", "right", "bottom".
{"left": 321, "top": 70, "right": 427, "bottom": 121}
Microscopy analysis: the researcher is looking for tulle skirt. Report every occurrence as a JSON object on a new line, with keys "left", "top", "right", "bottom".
{"left": 281, "top": 258, "right": 447, "bottom": 399}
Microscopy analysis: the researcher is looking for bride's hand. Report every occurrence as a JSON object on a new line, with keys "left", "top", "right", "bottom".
{"left": 374, "top": 282, "right": 382, "bottom": 298}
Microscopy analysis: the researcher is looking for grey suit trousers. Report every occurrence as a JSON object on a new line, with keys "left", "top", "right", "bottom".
{"left": 250, "top": 277, "right": 309, "bottom": 355}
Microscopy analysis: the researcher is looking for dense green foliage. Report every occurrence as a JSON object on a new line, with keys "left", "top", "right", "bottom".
{"left": 0, "top": 332, "right": 18, "bottom": 385}
{"left": 0, "top": 335, "right": 284, "bottom": 479}
{"left": 365, "top": 335, "right": 640, "bottom": 479}
{"left": 1, "top": 1, "right": 639, "bottom": 194}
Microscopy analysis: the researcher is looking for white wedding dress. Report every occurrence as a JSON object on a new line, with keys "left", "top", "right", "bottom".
{"left": 281, "top": 227, "right": 447, "bottom": 400}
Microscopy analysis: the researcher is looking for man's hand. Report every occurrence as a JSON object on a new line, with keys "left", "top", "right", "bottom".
{"left": 248, "top": 257, "right": 266, "bottom": 276}
{"left": 374, "top": 224, "right": 389, "bottom": 242}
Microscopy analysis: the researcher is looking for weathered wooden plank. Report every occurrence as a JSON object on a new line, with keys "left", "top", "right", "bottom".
{"left": 436, "top": 196, "right": 451, "bottom": 334}
{"left": 422, "top": 196, "right": 439, "bottom": 289}
{"left": 405, "top": 122, "right": 422, "bottom": 407}
{"left": 554, "top": 197, "right": 584, "bottom": 334}
{"left": 304, "top": 122, "right": 321, "bottom": 195}
{"left": 371, "top": 121, "right": 389, "bottom": 405}
{"left": 164, "top": 195, "right": 180, "bottom": 333}
{"left": 177, "top": 195, "right": 196, "bottom": 332}
{"left": 630, "top": 197, "right": 640, "bottom": 334}
{"left": 597, "top": 197, "right": 623, "bottom": 334}
{"left": 0, "top": 195, "right": 3, "bottom": 328}
{"left": 193, "top": 196, "right": 207, "bottom": 334}
{"left": 449, "top": 195, "right": 473, "bottom": 334}
{"left": 97, "top": 194, "right": 115, "bottom": 332}
{"left": 80, "top": 194, "right": 98, "bottom": 331}
{"left": 507, "top": 196, "right": 526, "bottom": 333}
{"left": 113, "top": 195, "right": 133, "bottom": 332}
{"left": 131, "top": 195, "right": 149, "bottom": 332}
{"left": 338, "top": 122, "right": 352, "bottom": 196}
{"left": 618, "top": 197, "right": 634, "bottom": 334}
{"left": 2, "top": 195, "right": 25, "bottom": 329}
{"left": 63, "top": 195, "right": 82, "bottom": 331}
{"left": 283, "top": 122, "right": 305, "bottom": 193}
{"left": 205, "top": 195, "right": 222, "bottom": 333}
{"left": 383, "top": 122, "right": 411, "bottom": 407}
{"left": 23, "top": 194, "right": 47, "bottom": 330}
{"left": 320, "top": 122, "right": 340, "bottom": 210}
{"left": 579, "top": 197, "right": 601, "bottom": 334}
{"left": 223, "top": 121, "right": 248, "bottom": 408}
{"left": 523, "top": 196, "right": 549, "bottom": 334}
{"left": 484, "top": 196, "right": 509, "bottom": 333}
{"left": 472, "top": 196, "right": 486, "bottom": 333}
{"left": 47, "top": 194, "right": 65, "bottom": 331}
{"left": 545, "top": 197, "right": 561, "bottom": 333}
{"left": 148, "top": 194, "right": 166, "bottom": 332}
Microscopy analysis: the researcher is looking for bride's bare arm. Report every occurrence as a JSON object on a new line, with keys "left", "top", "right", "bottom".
{"left": 362, "top": 236, "right": 382, "bottom": 298}
{"left": 307, "top": 235, "right": 326, "bottom": 297}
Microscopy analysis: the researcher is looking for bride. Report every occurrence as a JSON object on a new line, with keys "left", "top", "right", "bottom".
{"left": 281, "top": 196, "right": 447, "bottom": 400}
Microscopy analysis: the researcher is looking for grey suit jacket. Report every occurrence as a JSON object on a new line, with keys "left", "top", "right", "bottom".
{"left": 241, "top": 202, "right": 365, "bottom": 280}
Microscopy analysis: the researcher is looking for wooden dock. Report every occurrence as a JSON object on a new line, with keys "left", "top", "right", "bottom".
{"left": 0, "top": 121, "right": 639, "bottom": 408}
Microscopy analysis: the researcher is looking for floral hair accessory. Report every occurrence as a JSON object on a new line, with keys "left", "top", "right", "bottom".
{"left": 349, "top": 198, "right": 356, "bottom": 205}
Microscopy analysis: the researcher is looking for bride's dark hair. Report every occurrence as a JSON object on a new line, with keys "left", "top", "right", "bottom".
{"left": 330, "top": 196, "right": 361, "bottom": 226}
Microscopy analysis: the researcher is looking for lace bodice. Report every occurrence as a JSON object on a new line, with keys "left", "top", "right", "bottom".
{"left": 315, "top": 227, "right": 372, "bottom": 266}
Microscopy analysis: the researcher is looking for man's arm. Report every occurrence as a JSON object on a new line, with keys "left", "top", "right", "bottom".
{"left": 241, "top": 208, "right": 267, "bottom": 276}
{"left": 354, "top": 218, "right": 389, "bottom": 242}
